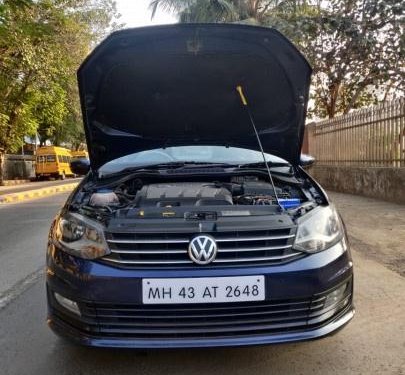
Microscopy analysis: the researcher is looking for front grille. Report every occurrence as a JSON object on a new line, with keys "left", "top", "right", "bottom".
{"left": 101, "top": 227, "right": 301, "bottom": 268}
{"left": 68, "top": 292, "right": 351, "bottom": 339}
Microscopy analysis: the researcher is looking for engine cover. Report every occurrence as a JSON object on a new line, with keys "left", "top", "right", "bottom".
{"left": 134, "top": 183, "right": 233, "bottom": 207}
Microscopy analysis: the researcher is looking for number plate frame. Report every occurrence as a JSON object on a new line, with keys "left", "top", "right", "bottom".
{"left": 142, "top": 275, "right": 265, "bottom": 304}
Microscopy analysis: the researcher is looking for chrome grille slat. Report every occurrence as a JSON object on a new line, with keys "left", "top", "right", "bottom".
{"left": 218, "top": 245, "right": 293, "bottom": 252}
{"left": 102, "top": 258, "right": 193, "bottom": 265}
{"left": 109, "top": 244, "right": 293, "bottom": 255}
{"left": 106, "top": 234, "right": 295, "bottom": 244}
{"left": 103, "top": 253, "right": 297, "bottom": 265}
{"left": 107, "top": 239, "right": 190, "bottom": 244}
{"left": 213, "top": 253, "right": 299, "bottom": 262}
{"left": 217, "top": 235, "right": 295, "bottom": 242}
{"left": 110, "top": 249, "right": 188, "bottom": 254}
{"left": 102, "top": 227, "right": 301, "bottom": 268}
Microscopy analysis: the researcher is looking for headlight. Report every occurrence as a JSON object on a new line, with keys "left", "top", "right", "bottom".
{"left": 293, "top": 205, "right": 343, "bottom": 253}
{"left": 54, "top": 213, "right": 109, "bottom": 259}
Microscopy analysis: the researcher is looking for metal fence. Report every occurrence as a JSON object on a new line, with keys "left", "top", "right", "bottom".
{"left": 4, "top": 154, "right": 35, "bottom": 180}
{"left": 310, "top": 98, "right": 405, "bottom": 167}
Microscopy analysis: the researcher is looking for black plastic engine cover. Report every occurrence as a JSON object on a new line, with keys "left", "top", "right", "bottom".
{"left": 134, "top": 183, "right": 233, "bottom": 207}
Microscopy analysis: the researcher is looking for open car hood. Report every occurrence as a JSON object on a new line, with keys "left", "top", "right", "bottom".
{"left": 78, "top": 24, "right": 312, "bottom": 170}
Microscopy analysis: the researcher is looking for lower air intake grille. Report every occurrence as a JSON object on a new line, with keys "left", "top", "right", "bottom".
{"left": 69, "top": 292, "right": 351, "bottom": 339}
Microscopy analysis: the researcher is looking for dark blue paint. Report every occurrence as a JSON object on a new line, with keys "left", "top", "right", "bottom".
{"left": 47, "top": 238, "right": 354, "bottom": 347}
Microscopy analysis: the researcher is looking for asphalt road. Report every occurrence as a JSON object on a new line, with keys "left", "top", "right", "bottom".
{"left": 0, "top": 193, "right": 67, "bottom": 301}
{"left": 0, "top": 192, "right": 404, "bottom": 375}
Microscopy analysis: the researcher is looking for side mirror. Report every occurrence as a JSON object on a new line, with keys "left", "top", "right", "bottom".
{"left": 300, "top": 154, "right": 315, "bottom": 168}
{"left": 70, "top": 158, "right": 90, "bottom": 175}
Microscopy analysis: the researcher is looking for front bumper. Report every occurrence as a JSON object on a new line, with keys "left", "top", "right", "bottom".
{"left": 46, "top": 240, "right": 354, "bottom": 348}
{"left": 48, "top": 304, "right": 354, "bottom": 348}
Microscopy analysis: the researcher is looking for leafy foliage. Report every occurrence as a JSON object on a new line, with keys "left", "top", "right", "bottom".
{"left": 0, "top": 0, "right": 120, "bottom": 179}
{"left": 273, "top": 0, "right": 405, "bottom": 118}
{"left": 150, "top": 0, "right": 404, "bottom": 118}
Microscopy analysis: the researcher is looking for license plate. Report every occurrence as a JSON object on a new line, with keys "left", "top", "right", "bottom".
{"left": 142, "top": 275, "right": 265, "bottom": 304}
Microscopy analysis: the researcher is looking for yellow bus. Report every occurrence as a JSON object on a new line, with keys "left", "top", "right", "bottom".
{"left": 35, "top": 146, "right": 74, "bottom": 180}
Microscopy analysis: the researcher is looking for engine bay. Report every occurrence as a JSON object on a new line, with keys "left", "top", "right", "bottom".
{"left": 72, "top": 172, "right": 323, "bottom": 223}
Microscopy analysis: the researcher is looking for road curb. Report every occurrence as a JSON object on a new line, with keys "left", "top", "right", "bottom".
{"left": 0, "top": 182, "right": 78, "bottom": 204}
{"left": 1, "top": 179, "right": 32, "bottom": 186}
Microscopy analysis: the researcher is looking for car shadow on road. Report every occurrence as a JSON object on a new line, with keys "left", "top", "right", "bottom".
{"left": 55, "top": 336, "right": 347, "bottom": 375}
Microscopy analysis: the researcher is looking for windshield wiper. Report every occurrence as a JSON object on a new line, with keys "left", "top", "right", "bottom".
{"left": 238, "top": 161, "right": 291, "bottom": 169}
{"left": 99, "top": 161, "right": 234, "bottom": 178}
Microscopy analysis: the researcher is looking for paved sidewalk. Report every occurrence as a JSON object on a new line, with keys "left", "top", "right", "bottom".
{"left": 0, "top": 178, "right": 81, "bottom": 204}
{"left": 1, "top": 179, "right": 31, "bottom": 186}
{"left": 0, "top": 178, "right": 81, "bottom": 195}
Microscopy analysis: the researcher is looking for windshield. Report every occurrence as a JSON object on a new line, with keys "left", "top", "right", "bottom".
{"left": 99, "top": 146, "right": 290, "bottom": 176}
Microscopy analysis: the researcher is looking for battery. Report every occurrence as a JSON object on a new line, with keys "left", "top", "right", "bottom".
{"left": 279, "top": 198, "right": 301, "bottom": 209}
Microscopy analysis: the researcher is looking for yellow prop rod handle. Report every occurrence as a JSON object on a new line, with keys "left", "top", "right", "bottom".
{"left": 236, "top": 85, "right": 248, "bottom": 106}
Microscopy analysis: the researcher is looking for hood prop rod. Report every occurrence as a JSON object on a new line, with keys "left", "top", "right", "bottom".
{"left": 236, "top": 85, "right": 284, "bottom": 212}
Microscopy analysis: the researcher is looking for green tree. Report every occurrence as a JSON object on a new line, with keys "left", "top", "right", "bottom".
{"left": 150, "top": 0, "right": 404, "bottom": 118}
{"left": 278, "top": 0, "right": 405, "bottom": 118}
{"left": 0, "top": 0, "right": 120, "bottom": 183}
{"left": 150, "top": 0, "right": 298, "bottom": 23}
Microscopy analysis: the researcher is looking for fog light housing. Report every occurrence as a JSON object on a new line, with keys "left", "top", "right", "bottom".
{"left": 324, "top": 283, "right": 348, "bottom": 309}
{"left": 54, "top": 292, "right": 81, "bottom": 316}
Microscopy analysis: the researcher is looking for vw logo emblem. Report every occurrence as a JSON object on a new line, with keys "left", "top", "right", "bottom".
{"left": 188, "top": 235, "right": 218, "bottom": 265}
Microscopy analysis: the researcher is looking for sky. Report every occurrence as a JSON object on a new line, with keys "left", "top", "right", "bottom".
{"left": 115, "top": 0, "right": 177, "bottom": 28}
